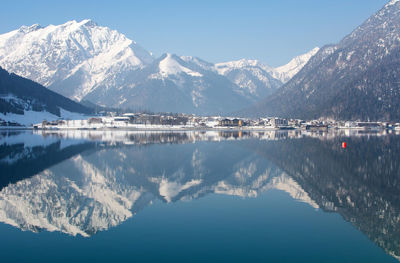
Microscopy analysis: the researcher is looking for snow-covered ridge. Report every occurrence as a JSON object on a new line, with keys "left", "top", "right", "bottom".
{"left": 158, "top": 53, "right": 202, "bottom": 77}
{"left": 180, "top": 56, "right": 215, "bottom": 71}
{"left": 214, "top": 58, "right": 281, "bottom": 100}
{"left": 0, "top": 19, "right": 154, "bottom": 101}
{"left": 214, "top": 47, "right": 319, "bottom": 87}
{"left": 0, "top": 19, "right": 319, "bottom": 113}
{"left": 386, "top": 0, "right": 400, "bottom": 7}
{"left": 215, "top": 58, "right": 272, "bottom": 75}
{"left": 271, "top": 47, "right": 320, "bottom": 83}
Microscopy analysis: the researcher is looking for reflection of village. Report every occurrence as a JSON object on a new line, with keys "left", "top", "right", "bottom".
{"left": 34, "top": 127, "right": 399, "bottom": 146}
{"left": 35, "top": 112, "right": 400, "bottom": 131}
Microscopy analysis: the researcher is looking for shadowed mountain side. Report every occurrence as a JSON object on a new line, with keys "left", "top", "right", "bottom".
{"left": 243, "top": 1, "right": 400, "bottom": 121}
{"left": 0, "top": 67, "right": 92, "bottom": 116}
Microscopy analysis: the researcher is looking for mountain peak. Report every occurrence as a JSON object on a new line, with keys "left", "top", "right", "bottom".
{"left": 249, "top": 0, "right": 400, "bottom": 121}
{"left": 216, "top": 58, "right": 262, "bottom": 70}
{"left": 385, "top": 0, "right": 400, "bottom": 7}
{"left": 64, "top": 19, "right": 97, "bottom": 26}
{"left": 158, "top": 53, "right": 202, "bottom": 77}
{"left": 78, "top": 19, "right": 98, "bottom": 27}
{"left": 162, "top": 53, "right": 178, "bottom": 60}
{"left": 18, "top": 23, "right": 42, "bottom": 33}
{"left": 0, "top": 19, "right": 154, "bottom": 101}
{"left": 271, "top": 47, "right": 320, "bottom": 83}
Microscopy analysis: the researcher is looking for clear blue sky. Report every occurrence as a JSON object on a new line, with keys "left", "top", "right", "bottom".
{"left": 0, "top": 0, "right": 389, "bottom": 67}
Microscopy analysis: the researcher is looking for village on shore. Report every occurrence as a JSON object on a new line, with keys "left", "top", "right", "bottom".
{"left": 29, "top": 112, "right": 400, "bottom": 131}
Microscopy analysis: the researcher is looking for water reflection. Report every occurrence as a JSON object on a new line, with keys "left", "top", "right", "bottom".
{"left": 0, "top": 130, "right": 399, "bottom": 259}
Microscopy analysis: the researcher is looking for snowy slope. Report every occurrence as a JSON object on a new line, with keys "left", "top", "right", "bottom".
{"left": 213, "top": 48, "right": 319, "bottom": 101}
{"left": 0, "top": 67, "right": 92, "bottom": 126}
{"left": 0, "top": 106, "right": 87, "bottom": 126}
{"left": 270, "top": 47, "right": 320, "bottom": 83}
{"left": 91, "top": 53, "right": 253, "bottom": 115}
{"left": 159, "top": 53, "right": 203, "bottom": 77}
{"left": 215, "top": 59, "right": 282, "bottom": 101}
{"left": 0, "top": 19, "right": 153, "bottom": 101}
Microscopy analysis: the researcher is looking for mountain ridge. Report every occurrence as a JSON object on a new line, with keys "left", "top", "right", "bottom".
{"left": 0, "top": 19, "right": 154, "bottom": 101}
{"left": 0, "top": 20, "right": 319, "bottom": 115}
{"left": 245, "top": 0, "right": 400, "bottom": 121}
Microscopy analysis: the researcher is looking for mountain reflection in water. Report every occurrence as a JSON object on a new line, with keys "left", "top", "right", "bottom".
{"left": 0, "top": 129, "right": 399, "bottom": 260}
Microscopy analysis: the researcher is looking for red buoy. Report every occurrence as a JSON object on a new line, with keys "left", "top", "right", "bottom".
{"left": 342, "top": 142, "right": 347, "bottom": 149}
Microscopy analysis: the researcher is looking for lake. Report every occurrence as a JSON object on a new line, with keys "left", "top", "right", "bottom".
{"left": 0, "top": 129, "right": 399, "bottom": 262}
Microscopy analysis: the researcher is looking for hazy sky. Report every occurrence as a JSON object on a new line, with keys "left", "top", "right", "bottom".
{"left": 0, "top": 0, "right": 389, "bottom": 66}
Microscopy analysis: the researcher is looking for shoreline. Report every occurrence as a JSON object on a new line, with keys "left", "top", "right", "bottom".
{"left": 0, "top": 126, "right": 395, "bottom": 132}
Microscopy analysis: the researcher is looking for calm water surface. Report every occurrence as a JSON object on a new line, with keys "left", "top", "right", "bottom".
{"left": 0, "top": 129, "right": 399, "bottom": 262}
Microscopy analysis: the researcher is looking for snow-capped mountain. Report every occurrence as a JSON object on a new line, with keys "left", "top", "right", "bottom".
{"left": 270, "top": 47, "right": 320, "bottom": 83}
{"left": 213, "top": 48, "right": 320, "bottom": 101}
{"left": 214, "top": 47, "right": 319, "bottom": 89}
{"left": 215, "top": 59, "right": 282, "bottom": 101}
{"left": 0, "top": 19, "right": 319, "bottom": 114}
{"left": 0, "top": 20, "right": 266, "bottom": 114}
{"left": 91, "top": 53, "right": 252, "bottom": 114}
{"left": 0, "top": 19, "right": 153, "bottom": 101}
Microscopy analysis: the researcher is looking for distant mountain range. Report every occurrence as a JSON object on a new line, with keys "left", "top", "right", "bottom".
{"left": 247, "top": 0, "right": 400, "bottom": 121}
{"left": 0, "top": 66, "right": 92, "bottom": 126}
{"left": 0, "top": 19, "right": 316, "bottom": 115}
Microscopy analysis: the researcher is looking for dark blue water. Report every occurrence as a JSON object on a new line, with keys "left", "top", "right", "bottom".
{"left": 0, "top": 130, "right": 399, "bottom": 262}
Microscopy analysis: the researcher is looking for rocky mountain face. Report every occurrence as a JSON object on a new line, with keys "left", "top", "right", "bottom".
{"left": 248, "top": 0, "right": 400, "bottom": 121}
{"left": 0, "top": 20, "right": 317, "bottom": 115}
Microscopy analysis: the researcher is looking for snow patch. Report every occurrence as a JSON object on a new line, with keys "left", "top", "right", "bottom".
{"left": 386, "top": 0, "right": 400, "bottom": 7}
{"left": 0, "top": 108, "right": 89, "bottom": 127}
{"left": 159, "top": 54, "right": 202, "bottom": 77}
{"left": 272, "top": 47, "right": 320, "bottom": 83}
